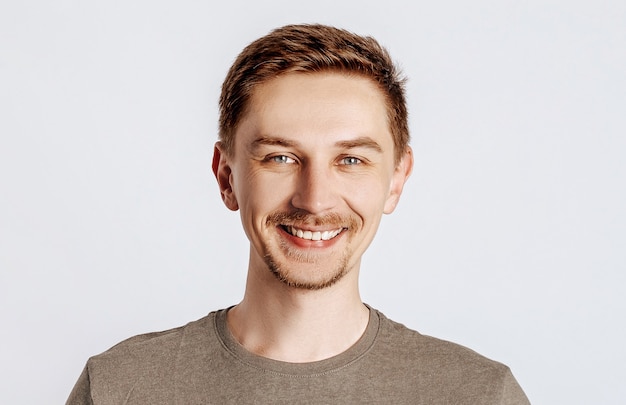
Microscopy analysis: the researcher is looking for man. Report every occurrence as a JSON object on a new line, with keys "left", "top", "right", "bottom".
{"left": 67, "top": 24, "right": 529, "bottom": 404}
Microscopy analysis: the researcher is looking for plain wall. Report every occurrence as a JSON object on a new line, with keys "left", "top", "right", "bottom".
{"left": 1, "top": 1, "right": 624, "bottom": 403}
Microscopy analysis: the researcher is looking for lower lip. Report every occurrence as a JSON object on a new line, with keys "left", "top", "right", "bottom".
{"left": 278, "top": 226, "right": 344, "bottom": 248}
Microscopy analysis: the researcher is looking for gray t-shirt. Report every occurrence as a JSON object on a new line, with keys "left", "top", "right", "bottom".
{"left": 67, "top": 306, "right": 530, "bottom": 404}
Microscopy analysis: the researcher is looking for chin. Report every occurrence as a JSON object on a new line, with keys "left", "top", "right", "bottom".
{"left": 265, "top": 254, "right": 350, "bottom": 291}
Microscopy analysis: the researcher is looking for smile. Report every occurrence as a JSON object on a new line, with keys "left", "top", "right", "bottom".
{"left": 284, "top": 226, "right": 343, "bottom": 241}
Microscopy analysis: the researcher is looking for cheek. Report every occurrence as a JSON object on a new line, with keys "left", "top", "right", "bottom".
{"left": 340, "top": 175, "right": 390, "bottom": 215}
{"left": 236, "top": 170, "right": 292, "bottom": 219}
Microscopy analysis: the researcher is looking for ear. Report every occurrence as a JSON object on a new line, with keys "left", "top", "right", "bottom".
{"left": 383, "top": 146, "right": 413, "bottom": 214}
{"left": 212, "top": 142, "right": 239, "bottom": 211}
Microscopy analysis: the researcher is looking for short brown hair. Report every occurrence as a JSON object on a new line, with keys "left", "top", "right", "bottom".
{"left": 218, "top": 24, "right": 409, "bottom": 164}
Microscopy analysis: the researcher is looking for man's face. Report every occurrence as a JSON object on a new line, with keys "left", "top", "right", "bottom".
{"left": 214, "top": 72, "right": 412, "bottom": 290}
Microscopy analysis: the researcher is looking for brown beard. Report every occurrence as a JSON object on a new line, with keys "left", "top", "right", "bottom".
{"left": 264, "top": 251, "right": 350, "bottom": 290}
{"left": 265, "top": 211, "right": 358, "bottom": 229}
{"left": 263, "top": 211, "right": 361, "bottom": 290}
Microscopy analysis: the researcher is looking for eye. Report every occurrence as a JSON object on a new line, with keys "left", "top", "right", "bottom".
{"left": 269, "top": 155, "right": 296, "bottom": 164}
{"left": 340, "top": 156, "right": 362, "bottom": 166}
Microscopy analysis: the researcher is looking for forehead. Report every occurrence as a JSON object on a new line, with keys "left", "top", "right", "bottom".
{"left": 237, "top": 72, "right": 392, "bottom": 148}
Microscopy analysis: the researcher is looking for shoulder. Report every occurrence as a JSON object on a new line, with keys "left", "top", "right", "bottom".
{"left": 370, "top": 310, "right": 529, "bottom": 403}
{"left": 375, "top": 310, "right": 506, "bottom": 371}
{"left": 89, "top": 313, "right": 214, "bottom": 366}
{"left": 81, "top": 312, "right": 218, "bottom": 401}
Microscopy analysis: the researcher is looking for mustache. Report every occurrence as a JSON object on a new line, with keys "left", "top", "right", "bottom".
{"left": 266, "top": 211, "right": 359, "bottom": 229}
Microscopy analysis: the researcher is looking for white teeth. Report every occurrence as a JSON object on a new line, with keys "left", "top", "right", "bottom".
{"left": 288, "top": 226, "right": 342, "bottom": 241}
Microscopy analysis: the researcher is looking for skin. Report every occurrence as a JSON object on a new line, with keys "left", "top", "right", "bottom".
{"left": 212, "top": 72, "right": 413, "bottom": 362}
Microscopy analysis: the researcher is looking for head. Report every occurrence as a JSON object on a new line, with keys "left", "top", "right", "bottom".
{"left": 218, "top": 24, "right": 409, "bottom": 165}
{"left": 213, "top": 25, "right": 413, "bottom": 291}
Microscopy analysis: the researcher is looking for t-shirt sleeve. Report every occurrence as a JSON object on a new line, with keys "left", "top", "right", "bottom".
{"left": 65, "top": 364, "right": 94, "bottom": 405}
{"left": 499, "top": 368, "right": 531, "bottom": 404}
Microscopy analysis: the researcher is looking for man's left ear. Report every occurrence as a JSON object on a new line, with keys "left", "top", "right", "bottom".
{"left": 383, "top": 146, "right": 414, "bottom": 214}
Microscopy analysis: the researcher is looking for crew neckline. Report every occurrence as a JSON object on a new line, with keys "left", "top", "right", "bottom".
{"left": 213, "top": 305, "right": 380, "bottom": 377}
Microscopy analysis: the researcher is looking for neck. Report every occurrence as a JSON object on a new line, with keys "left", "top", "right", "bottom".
{"left": 227, "top": 257, "right": 369, "bottom": 363}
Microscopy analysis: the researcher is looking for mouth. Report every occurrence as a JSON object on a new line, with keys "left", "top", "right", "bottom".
{"left": 281, "top": 225, "right": 344, "bottom": 241}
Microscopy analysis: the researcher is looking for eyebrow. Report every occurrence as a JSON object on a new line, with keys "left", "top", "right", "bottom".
{"left": 334, "top": 137, "right": 383, "bottom": 153}
{"left": 250, "top": 136, "right": 298, "bottom": 150}
{"left": 250, "top": 136, "right": 383, "bottom": 153}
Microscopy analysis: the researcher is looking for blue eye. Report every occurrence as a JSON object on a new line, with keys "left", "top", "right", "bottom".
{"left": 270, "top": 155, "right": 296, "bottom": 164}
{"left": 341, "top": 157, "right": 362, "bottom": 165}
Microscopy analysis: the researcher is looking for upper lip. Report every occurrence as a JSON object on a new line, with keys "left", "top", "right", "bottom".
{"left": 282, "top": 224, "right": 345, "bottom": 232}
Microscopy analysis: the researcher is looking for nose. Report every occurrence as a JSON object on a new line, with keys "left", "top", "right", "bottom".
{"left": 290, "top": 163, "right": 339, "bottom": 214}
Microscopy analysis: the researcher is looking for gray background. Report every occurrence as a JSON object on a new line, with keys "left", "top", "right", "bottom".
{"left": 1, "top": 1, "right": 624, "bottom": 403}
